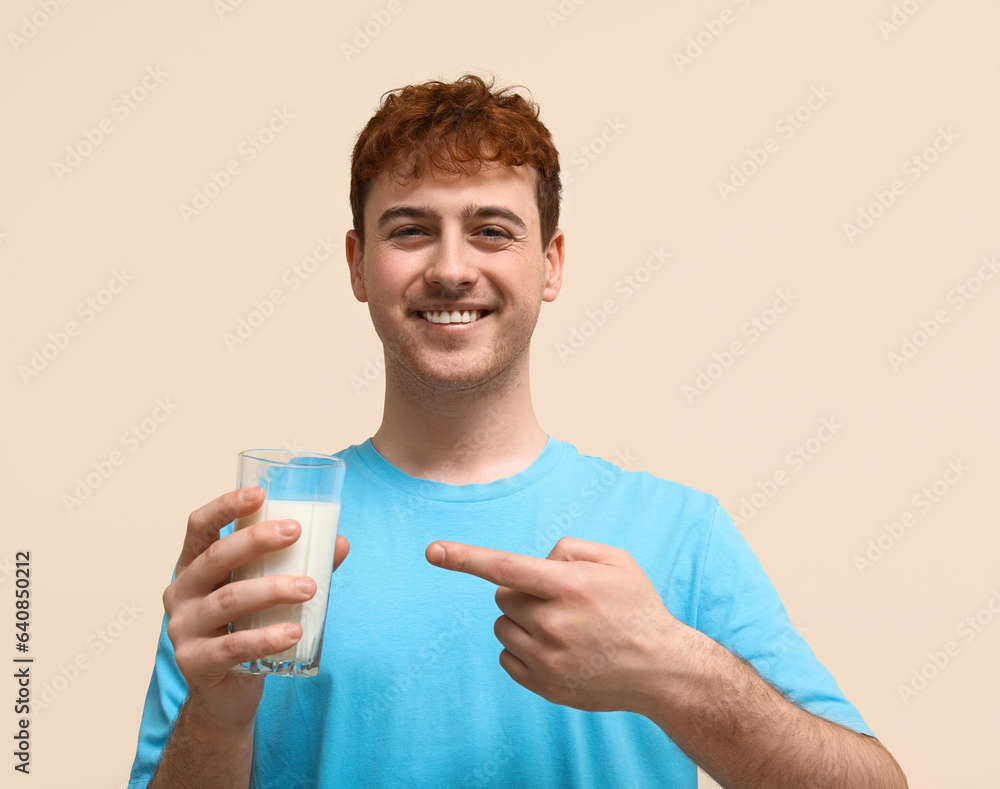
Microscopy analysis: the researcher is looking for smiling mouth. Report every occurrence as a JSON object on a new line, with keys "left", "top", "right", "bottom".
{"left": 418, "top": 309, "right": 490, "bottom": 325}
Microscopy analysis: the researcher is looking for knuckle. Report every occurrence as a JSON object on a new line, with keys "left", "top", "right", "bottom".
{"left": 259, "top": 575, "right": 284, "bottom": 602}
{"left": 187, "top": 495, "right": 239, "bottom": 547}
{"left": 202, "top": 538, "right": 226, "bottom": 567}
{"left": 238, "top": 626, "right": 292, "bottom": 660}
{"left": 492, "top": 555, "right": 521, "bottom": 587}
{"left": 553, "top": 536, "right": 581, "bottom": 558}
{"left": 186, "top": 518, "right": 213, "bottom": 548}
{"left": 538, "top": 609, "right": 568, "bottom": 641}
{"left": 266, "top": 626, "right": 292, "bottom": 651}
{"left": 611, "top": 545, "right": 633, "bottom": 565}
{"left": 172, "top": 643, "right": 195, "bottom": 673}
{"left": 275, "top": 574, "right": 298, "bottom": 597}
{"left": 161, "top": 584, "right": 176, "bottom": 613}
{"left": 195, "top": 492, "right": 238, "bottom": 528}
{"left": 218, "top": 633, "right": 245, "bottom": 661}
{"left": 246, "top": 523, "right": 274, "bottom": 550}
{"left": 165, "top": 617, "right": 181, "bottom": 646}
{"left": 217, "top": 495, "right": 241, "bottom": 526}
{"left": 213, "top": 581, "right": 240, "bottom": 612}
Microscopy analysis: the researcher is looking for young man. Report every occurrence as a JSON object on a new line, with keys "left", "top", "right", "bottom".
{"left": 129, "top": 75, "right": 907, "bottom": 788}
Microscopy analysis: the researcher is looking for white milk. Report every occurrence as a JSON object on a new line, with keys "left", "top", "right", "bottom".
{"left": 230, "top": 499, "right": 341, "bottom": 665}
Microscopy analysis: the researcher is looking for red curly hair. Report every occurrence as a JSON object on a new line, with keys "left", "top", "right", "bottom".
{"left": 350, "top": 74, "right": 562, "bottom": 248}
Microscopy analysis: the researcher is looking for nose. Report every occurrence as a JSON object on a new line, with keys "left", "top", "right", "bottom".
{"left": 424, "top": 231, "right": 479, "bottom": 292}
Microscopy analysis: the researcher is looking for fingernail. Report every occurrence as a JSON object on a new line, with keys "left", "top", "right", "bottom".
{"left": 240, "top": 488, "right": 256, "bottom": 503}
{"left": 284, "top": 624, "right": 301, "bottom": 639}
{"left": 277, "top": 520, "right": 297, "bottom": 536}
{"left": 427, "top": 543, "right": 446, "bottom": 566}
{"left": 295, "top": 577, "right": 312, "bottom": 594}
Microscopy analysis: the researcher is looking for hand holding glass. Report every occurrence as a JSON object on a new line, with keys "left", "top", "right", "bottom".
{"left": 228, "top": 449, "right": 346, "bottom": 677}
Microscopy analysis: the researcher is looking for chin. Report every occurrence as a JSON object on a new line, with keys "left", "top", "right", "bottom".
{"left": 398, "top": 352, "right": 526, "bottom": 396}
{"left": 413, "top": 366, "right": 506, "bottom": 393}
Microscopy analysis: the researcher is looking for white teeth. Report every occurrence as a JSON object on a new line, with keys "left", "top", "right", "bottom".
{"left": 420, "top": 310, "right": 483, "bottom": 324}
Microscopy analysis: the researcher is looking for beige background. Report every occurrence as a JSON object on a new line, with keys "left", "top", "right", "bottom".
{"left": 2, "top": 1, "right": 997, "bottom": 787}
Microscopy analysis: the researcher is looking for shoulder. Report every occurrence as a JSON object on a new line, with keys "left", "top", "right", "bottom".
{"left": 551, "top": 438, "right": 725, "bottom": 527}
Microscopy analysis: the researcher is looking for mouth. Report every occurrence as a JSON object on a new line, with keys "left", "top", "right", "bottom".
{"left": 417, "top": 309, "right": 491, "bottom": 325}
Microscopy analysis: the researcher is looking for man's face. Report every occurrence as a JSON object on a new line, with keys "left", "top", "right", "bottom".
{"left": 346, "top": 164, "right": 564, "bottom": 395}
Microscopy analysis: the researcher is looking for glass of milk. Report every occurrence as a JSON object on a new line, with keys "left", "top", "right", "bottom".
{"left": 227, "top": 449, "right": 346, "bottom": 677}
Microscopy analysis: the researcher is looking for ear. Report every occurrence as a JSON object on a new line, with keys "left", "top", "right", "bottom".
{"left": 541, "top": 228, "right": 565, "bottom": 303}
{"left": 345, "top": 230, "right": 367, "bottom": 303}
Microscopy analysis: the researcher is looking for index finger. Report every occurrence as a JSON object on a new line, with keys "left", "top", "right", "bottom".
{"left": 426, "top": 541, "right": 560, "bottom": 598}
{"left": 177, "top": 487, "right": 263, "bottom": 573}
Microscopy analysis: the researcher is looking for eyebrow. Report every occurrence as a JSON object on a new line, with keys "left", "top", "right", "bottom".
{"left": 376, "top": 206, "right": 441, "bottom": 231}
{"left": 375, "top": 204, "right": 527, "bottom": 233}
{"left": 460, "top": 205, "right": 527, "bottom": 232}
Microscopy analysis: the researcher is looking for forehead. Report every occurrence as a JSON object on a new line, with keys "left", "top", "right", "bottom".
{"left": 365, "top": 164, "right": 539, "bottom": 225}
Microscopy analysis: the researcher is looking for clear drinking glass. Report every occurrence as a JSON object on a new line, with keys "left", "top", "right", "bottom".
{"left": 228, "top": 449, "right": 346, "bottom": 677}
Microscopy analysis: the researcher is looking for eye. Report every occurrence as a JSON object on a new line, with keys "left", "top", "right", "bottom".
{"left": 390, "top": 225, "right": 427, "bottom": 240}
{"left": 476, "top": 226, "right": 513, "bottom": 242}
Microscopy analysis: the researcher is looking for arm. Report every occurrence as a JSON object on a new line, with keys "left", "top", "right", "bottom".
{"left": 426, "top": 537, "right": 907, "bottom": 789}
{"left": 635, "top": 618, "right": 907, "bottom": 788}
{"left": 148, "top": 695, "right": 255, "bottom": 789}
{"left": 146, "top": 488, "right": 349, "bottom": 789}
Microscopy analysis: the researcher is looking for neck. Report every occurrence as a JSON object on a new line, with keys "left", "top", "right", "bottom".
{"left": 371, "top": 357, "right": 548, "bottom": 484}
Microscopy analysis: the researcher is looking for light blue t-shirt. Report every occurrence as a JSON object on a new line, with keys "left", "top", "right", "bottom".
{"left": 128, "top": 438, "right": 873, "bottom": 788}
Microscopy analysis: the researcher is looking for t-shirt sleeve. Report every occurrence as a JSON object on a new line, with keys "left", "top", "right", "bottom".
{"left": 691, "top": 500, "right": 875, "bottom": 738}
{"left": 127, "top": 611, "right": 190, "bottom": 789}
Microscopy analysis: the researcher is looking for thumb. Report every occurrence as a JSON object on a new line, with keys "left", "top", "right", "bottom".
{"left": 333, "top": 535, "right": 350, "bottom": 572}
{"left": 545, "top": 536, "right": 628, "bottom": 566}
